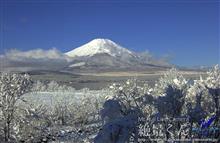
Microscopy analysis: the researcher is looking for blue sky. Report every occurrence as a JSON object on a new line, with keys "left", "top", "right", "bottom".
{"left": 0, "top": 0, "right": 219, "bottom": 66}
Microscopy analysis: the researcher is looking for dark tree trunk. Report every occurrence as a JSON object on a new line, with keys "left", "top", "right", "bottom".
{"left": 4, "top": 125, "right": 8, "bottom": 142}
{"left": 7, "top": 121, "right": 10, "bottom": 140}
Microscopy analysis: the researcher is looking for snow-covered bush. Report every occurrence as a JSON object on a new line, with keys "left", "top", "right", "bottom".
{"left": 185, "top": 65, "right": 220, "bottom": 139}
{"left": 31, "top": 80, "right": 47, "bottom": 91}
{"left": 12, "top": 89, "right": 107, "bottom": 142}
{"left": 153, "top": 68, "right": 188, "bottom": 96}
{"left": 95, "top": 79, "right": 152, "bottom": 143}
{"left": 32, "top": 80, "right": 75, "bottom": 92}
{"left": 206, "top": 65, "right": 220, "bottom": 88}
{"left": 13, "top": 104, "right": 52, "bottom": 142}
{"left": 72, "top": 92, "right": 105, "bottom": 126}
{"left": 95, "top": 99, "right": 140, "bottom": 143}
{"left": 107, "top": 79, "right": 155, "bottom": 116}
{"left": 0, "top": 73, "right": 32, "bottom": 142}
{"left": 156, "top": 85, "right": 186, "bottom": 118}
{"left": 47, "top": 80, "right": 60, "bottom": 91}
{"left": 206, "top": 65, "right": 220, "bottom": 108}
{"left": 187, "top": 65, "right": 220, "bottom": 120}
{"left": 49, "top": 91, "right": 102, "bottom": 126}
{"left": 52, "top": 98, "right": 73, "bottom": 125}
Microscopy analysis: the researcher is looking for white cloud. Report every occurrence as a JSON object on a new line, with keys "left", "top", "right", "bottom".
{"left": 0, "top": 48, "right": 72, "bottom": 72}
{"left": 5, "top": 48, "right": 67, "bottom": 60}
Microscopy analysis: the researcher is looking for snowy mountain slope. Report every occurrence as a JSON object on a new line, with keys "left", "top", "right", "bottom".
{"left": 64, "top": 38, "right": 170, "bottom": 71}
{"left": 65, "top": 39, "right": 135, "bottom": 58}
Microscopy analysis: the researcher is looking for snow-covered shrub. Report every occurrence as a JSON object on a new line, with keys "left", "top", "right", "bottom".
{"left": 95, "top": 79, "right": 153, "bottom": 143}
{"left": 0, "top": 73, "right": 32, "bottom": 142}
{"left": 52, "top": 98, "right": 73, "bottom": 125}
{"left": 13, "top": 104, "right": 52, "bottom": 142}
{"left": 153, "top": 68, "right": 188, "bottom": 96}
{"left": 95, "top": 99, "right": 140, "bottom": 143}
{"left": 107, "top": 79, "right": 155, "bottom": 116}
{"left": 204, "top": 65, "right": 220, "bottom": 127}
{"left": 156, "top": 85, "right": 186, "bottom": 118}
{"left": 187, "top": 76, "right": 205, "bottom": 103}
{"left": 187, "top": 65, "right": 220, "bottom": 119}
{"left": 32, "top": 80, "right": 75, "bottom": 92}
{"left": 47, "top": 80, "right": 60, "bottom": 91}
{"left": 206, "top": 65, "right": 220, "bottom": 88}
{"left": 100, "top": 99, "right": 123, "bottom": 123}
{"left": 186, "top": 76, "right": 213, "bottom": 118}
{"left": 185, "top": 65, "right": 220, "bottom": 138}
{"left": 72, "top": 92, "right": 104, "bottom": 126}
{"left": 31, "top": 80, "right": 47, "bottom": 91}
{"left": 151, "top": 69, "right": 189, "bottom": 139}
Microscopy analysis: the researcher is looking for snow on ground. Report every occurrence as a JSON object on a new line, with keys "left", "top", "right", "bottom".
{"left": 17, "top": 89, "right": 112, "bottom": 142}
{"left": 22, "top": 89, "right": 111, "bottom": 107}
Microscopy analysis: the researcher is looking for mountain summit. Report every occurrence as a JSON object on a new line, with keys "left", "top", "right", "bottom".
{"left": 65, "top": 38, "right": 135, "bottom": 58}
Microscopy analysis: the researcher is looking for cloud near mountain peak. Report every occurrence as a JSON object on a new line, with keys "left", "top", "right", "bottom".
{"left": 5, "top": 48, "right": 67, "bottom": 60}
{"left": 0, "top": 48, "right": 70, "bottom": 71}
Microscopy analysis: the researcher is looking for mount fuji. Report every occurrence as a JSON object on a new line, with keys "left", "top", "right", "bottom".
{"left": 64, "top": 39, "right": 170, "bottom": 71}
{"left": 65, "top": 39, "right": 135, "bottom": 58}
{"left": 0, "top": 38, "right": 170, "bottom": 73}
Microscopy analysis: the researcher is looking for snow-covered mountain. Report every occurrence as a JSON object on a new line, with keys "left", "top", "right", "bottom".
{"left": 65, "top": 39, "right": 135, "bottom": 58}
{"left": 0, "top": 38, "right": 170, "bottom": 72}
{"left": 64, "top": 38, "right": 170, "bottom": 71}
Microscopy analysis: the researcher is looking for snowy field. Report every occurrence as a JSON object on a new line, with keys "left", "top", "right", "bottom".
{"left": 22, "top": 89, "right": 111, "bottom": 108}
{"left": 15, "top": 89, "right": 112, "bottom": 142}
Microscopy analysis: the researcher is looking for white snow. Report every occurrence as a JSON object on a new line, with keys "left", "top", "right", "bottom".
{"left": 69, "top": 62, "right": 86, "bottom": 67}
{"left": 65, "top": 38, "right": 134, "bottom": 58}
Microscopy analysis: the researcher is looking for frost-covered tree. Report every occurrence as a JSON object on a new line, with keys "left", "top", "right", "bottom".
{"left": 73, "top": 93, "right": 103, "bottom": 126}
{"left": 95, "top": 99, "right": 140, "bottom": 143}
{"left": 154, "top": 71, "right": 188, "bottom": 139}
{"left": 43, "top": 80, "right": 75, "bottom": 92}
{"left": 206, "top": 65, "right": 220, "bottom": 88}
{"left": 205, "top": 65, "right": 220, "bottom": 126}
{"left": 107, "top": 79, "right": 154, "bottom": 115}
{"left": 13, "top": 104, "right": 51, "bottom": 142}
{"left": 52, "top": 97, "right": 72, "bottom": 125}
{"left": 156, "top": 85, "right": 186, "bottom": 118}
{"left": 186, "top": 77, "right": 208, "bottom": 123}
{"left": 31, "top": 80, "right": 47, "bottom": 91}
{"left": 100, "top": 99, "right": 123, "bottom": 124}
{"left": 95, "top": 79, "right": 152, "bottom": 143}
{"left": 185, "top": 65, "right": 220, "bottom": 138}
{"left": 0, "top": 73, "right": 32, "bottom": 141}
{"left": 153, "top": 68, "right": 188, "bottom": 96}
{"left": 187, "top": 65, "right": 220, "bottom": 120}
{"left": 47, "top": 80, "right": 60, "bottom": 91}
